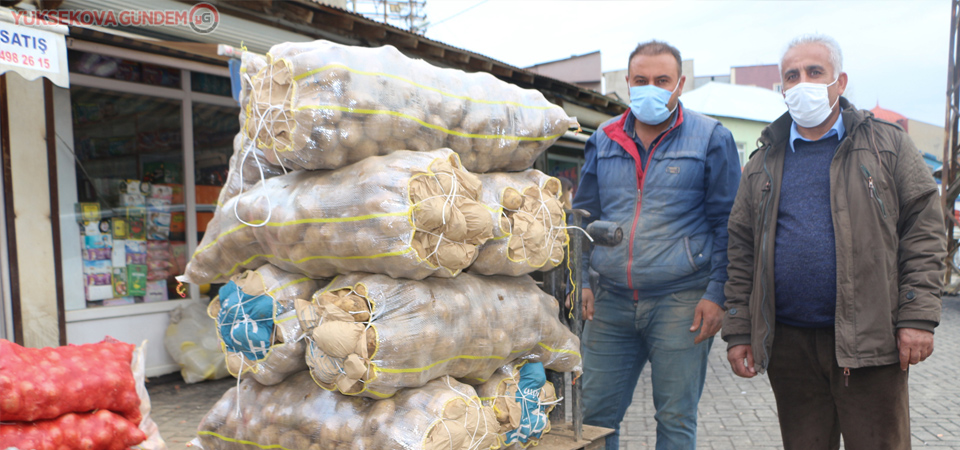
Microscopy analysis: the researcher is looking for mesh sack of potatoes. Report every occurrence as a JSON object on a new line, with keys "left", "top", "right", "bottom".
{"left": 197, "top": 371, "right": 499, "bottom": 450}
{"left": 207, "top": 263, "right": 324, "bottom": 386}
{"left": 214, "top": 52, "right": 302, "bottom": 208}
{"left": 470, "top": 170, "right": 569, "bottom": 276}
{"left": 181, "top": 148, "right": 494, "bottom": 285}
{"left": 243, "top": 39, "right": 579, "bottom": 173}
{"left": 215, "top": 133, "right": 293, "bottom": 208}
{"left": 296, "top": 272, "right": 581, "bottom": 399}
{"left": 476, "top": 362, "right": 559, "bottom": 448}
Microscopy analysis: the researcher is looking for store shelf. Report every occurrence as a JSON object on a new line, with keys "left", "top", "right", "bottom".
{"left": 66, "top": 298, "right": 196, "bottom": 323}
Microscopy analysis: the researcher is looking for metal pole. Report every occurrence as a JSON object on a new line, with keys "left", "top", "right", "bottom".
{"left": 568, "top": 210, "right": 586, "bottom": 442}
{"left": 543, "top": 266, "right": 567, "bottom": 424}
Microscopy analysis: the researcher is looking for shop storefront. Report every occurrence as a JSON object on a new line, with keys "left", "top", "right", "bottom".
{"left": 57, "top": 40, "right": 238, "bottom": 375}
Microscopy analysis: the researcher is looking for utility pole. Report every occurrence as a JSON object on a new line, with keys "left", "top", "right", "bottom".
{"left": 942, "top": 0, "right": 960, "bottom": 290}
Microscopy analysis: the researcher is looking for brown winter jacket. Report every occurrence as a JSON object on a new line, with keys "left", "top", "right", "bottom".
{"left": 721, "top": 98, "right": 946, "bottom": 372}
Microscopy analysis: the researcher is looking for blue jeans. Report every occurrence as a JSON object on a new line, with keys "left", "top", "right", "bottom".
{"left": 581, "top": 286, "right": 712, "bottom": 450}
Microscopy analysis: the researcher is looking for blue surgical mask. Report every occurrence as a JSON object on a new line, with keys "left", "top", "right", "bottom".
{"left": 629, "top": 80, "right": 681, "bottom": 125}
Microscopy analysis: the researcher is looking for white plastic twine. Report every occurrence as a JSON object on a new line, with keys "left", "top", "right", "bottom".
{"left": 223, "top": 281, "right": 277, "bottom": 418}
{"left": 411, "top": 168, "right": 467, "bottom": 270}
{"left": 234, "top": 142, "right": 273, "bottom": 228}
{"left": 234, "top": 356, "right": 245, "bottom": 418}
{"left": 443, "top": 377, "right": 494, "bottom": 450}
{"left": 233, "top": 63, "right": 300, "bottom": 228}
{"left": 437, "top": 418, "right": 457, "bottom": 450}
{"left": 227, "top": 283, "right": 272, "bottom": 359}
{"left": 242, "top": 65, "right": 291, "bottom": 174}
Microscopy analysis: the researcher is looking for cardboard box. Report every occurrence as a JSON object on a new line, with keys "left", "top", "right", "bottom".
{"left": 145, "top": 280, "right": 168, "bottom": 302}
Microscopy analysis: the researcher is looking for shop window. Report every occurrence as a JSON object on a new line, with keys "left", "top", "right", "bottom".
{"left": 193, "top": 102, "right": 240, "bottom": 242}
{"left": 68, "top": 50, "right": 181, "bottom": 89}
{"left": 191, "top": 72, "right": 233, "bottom": 97}
{"left": 71, "top": 86, "right": 186, "bottom": 307}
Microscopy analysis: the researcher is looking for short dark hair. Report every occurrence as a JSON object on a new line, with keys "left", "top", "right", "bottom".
{"left": 628, "top": 40, "right": 682, "bottom": 78}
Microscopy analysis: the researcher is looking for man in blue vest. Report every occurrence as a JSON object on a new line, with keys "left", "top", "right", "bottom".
{"left": 572, "top": 40, "right": 741, "bottom": 450}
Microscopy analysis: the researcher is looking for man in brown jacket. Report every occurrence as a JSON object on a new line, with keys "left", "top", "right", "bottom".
{"left": 722, "top": 34, "right": 946, "bottom": 450}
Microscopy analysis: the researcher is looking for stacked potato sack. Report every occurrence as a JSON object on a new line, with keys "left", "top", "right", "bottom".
{"left": 207, "top": 263, "right": 324, "bottom": 386}
{"left": 216, "top": 52, "right": 291, "bottom": 208}
{"left": 242, "top": 40, "right": 578, "bottom": 173}
{"left": 181, "top": 149, "right": 492, "bottom": 284}
{"left": 185, "top": 38, "right": 582, "bottom": 449}
{"left": 0, "top": 339, "right": 163, "bottom": 450}
{"left": 198, "top": 371, "right": 499, "bottom": 450}
{"left": 297, "top": 273, "right": 580, "bottom": 399}
{"left": 471, "top": 170, "right": 569, "bottom": 276}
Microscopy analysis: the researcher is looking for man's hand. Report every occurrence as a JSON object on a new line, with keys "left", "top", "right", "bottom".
{"left": 727, "top": 344, "right": 756, "bottom": 378}
{"left": 565, "top": 288, "right": 595, "bottom": 321}
{"left": 897, "top": 328, "right": 934, "bottom": 370}
{"left": 690, "top": 299, "right": 723, "bottom": 344}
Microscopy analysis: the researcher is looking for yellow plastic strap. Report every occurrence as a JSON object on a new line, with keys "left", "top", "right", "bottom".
{"left": 293, "top": 105, "right": 565, "bottom": 144}
{"left": 376, "top": 353, "right": 506, "bottom": 374}
{"left": 565, "top": 237, "right": 576, "bottom": 320}
{"left": 193, "top": 211, "right": 409, "bottom": 257}
{"left": 197, "top": 431, "right": 289, "bottom": 450}
{"left": 292, "top": 62, "right": 559, "bottom": 110}
{"left": 208, "top": 247, "right": 415, "bottom": 281}
{"left": 266, "top": 277, "right": 311, "bottom": 297}
{"left": 537, "top": 341, "right": 581, "bottom": 358}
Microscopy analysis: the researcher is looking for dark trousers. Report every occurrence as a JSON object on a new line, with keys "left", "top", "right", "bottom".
{"left": 767, "top": 323, "right": 911, "bottom": 450}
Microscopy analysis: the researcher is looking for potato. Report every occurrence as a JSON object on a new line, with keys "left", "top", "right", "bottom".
{"left": 404, "top": 136, "right": 433, "bottom": 152}
{"left": 337, "top": 119, "right": 365, "bottom": 149}
{"left": 440, "top": 98, "right": 465, "bottom": 127}
{"left": 279, "top": 431, "right": 311, "bottom": 450}
{"left": 341, "top": 90, "right": 376, "bottom": 112}
{"left": 314, "top": 66, "right": 351, "bottom": 92}
{"left": 363, "top": 114, "right": 394, "bottom": 142}
{"left": 418, "top": 115, "right": 448, "bottom": 150}
{"left": 380, "top": 138, "right": 407, "bottom": 155}
{"left": 347, "top": 138, "right": 379, "bottom": 164}
{"left": 392, "top": 107, "right": 425, "bottom": 139}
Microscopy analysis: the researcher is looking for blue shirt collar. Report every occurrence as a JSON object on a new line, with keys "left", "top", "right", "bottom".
{"left": 789, "top": 109, "right": 845, "bottom": 152}
{"left": 624, "top": 104, "right": 681, "bottom": 145}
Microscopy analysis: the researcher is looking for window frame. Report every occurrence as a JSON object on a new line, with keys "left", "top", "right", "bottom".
{"left": 62, "top": 41, "right": 237, "bottom": 315}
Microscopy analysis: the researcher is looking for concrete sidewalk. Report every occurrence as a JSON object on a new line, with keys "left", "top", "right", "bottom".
{"left": 148, "top": 296, "right": 960, "bottom": 449}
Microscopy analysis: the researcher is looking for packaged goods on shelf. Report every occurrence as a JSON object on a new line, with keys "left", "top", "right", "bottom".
{"left": 182, "top": 148, "right": 493, "bottom": 284}
{"left": 297, "top": 272, "right": 581, "bottom": 399}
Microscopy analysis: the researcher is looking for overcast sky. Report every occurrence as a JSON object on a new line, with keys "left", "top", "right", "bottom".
{"left": 419, "top": 1, "right": 950, "bottom": 126}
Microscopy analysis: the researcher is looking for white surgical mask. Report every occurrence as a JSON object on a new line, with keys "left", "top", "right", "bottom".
{"left": 783, "top": 78, "right": 839, "bottom": 128}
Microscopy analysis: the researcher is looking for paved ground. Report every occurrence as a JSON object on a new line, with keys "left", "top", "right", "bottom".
{"left": 148, "top": 296, "right": 960, "bottom": 449}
